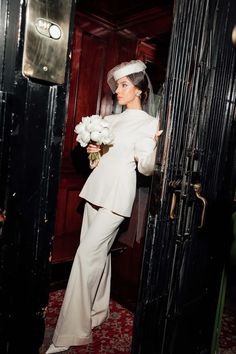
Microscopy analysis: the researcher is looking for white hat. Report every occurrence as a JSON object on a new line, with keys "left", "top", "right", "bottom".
{"left": 107, "top": 60, "right": 147, "bottom": 93}
{"left": 107, "top": 59, "right": 157, "bottom": 117}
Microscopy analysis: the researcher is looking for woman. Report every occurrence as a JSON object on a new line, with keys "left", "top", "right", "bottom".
{"left": 46, "top": 59, "right": 163, "bottom": 353}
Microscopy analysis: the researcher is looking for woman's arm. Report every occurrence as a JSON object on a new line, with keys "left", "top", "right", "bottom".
{"left": 134, "top": 139, "right": 157, "bottom": 176}
{"left": 134, "top": 125, "right": 163, "bottom": 176}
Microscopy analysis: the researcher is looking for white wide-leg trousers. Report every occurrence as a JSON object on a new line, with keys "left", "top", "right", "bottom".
{"left": 52, "top": 202, "right": 125, "bottom": 347}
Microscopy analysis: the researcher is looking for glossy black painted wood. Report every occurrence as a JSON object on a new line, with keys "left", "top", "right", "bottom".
{"left": 132, "top": 0, "right": 236, "bottom": 353}
{"left": 0, "top": 1, "right": 76, "bottom": 353}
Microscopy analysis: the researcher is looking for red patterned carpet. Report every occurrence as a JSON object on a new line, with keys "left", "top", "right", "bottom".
{"left": 40, "top": 289, "right": 134, "bottom": 354}
{"left": 219, "top": 302, "right": 236, "bottom": 354}
{"left": 40, "top": 289, "right": 236, "bottom": 354}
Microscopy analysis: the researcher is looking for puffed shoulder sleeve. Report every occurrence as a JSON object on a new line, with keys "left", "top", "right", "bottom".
{"left": 134, "top": 119, "right": 159, "bottom": 176}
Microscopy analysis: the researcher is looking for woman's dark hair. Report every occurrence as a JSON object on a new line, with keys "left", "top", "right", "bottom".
{"left": 127, "top": 72, "right": 149, "bottom": 105}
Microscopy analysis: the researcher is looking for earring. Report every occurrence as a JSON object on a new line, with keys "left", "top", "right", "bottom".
{"left": 136, "top": 91, "right": 141, "bottom": 97}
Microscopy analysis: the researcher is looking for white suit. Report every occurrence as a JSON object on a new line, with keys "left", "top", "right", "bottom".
{"left": 52, "top": 109, "right": 158, "bottom": 347}
{"left": 80, "top": 109, "right": 158, "bottom": 216}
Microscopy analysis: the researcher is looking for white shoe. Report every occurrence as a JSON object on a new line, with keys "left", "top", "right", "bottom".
{"left": 45, "top": 343, "right": 69, "bottom": 353}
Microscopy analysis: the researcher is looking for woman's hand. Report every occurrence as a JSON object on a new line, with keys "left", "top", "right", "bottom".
{"left": 87, "top": 143, "right": 101, "bottom": 169}
{"left": 154, "top": 129, "right": 163, "bottom": 143}
{"left": 86, "top": 143, "right": 101, "bottom": 154}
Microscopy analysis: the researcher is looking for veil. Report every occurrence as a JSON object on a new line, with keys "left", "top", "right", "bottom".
{"left": 107, "top": 60, "right": 157, "bottom": 117}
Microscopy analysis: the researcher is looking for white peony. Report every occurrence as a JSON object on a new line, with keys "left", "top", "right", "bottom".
{"left": 74, "top": 115, "right": 114, "bottom": 168}
{"left": 74, "top": 115, "right": 113, "bottom": 146}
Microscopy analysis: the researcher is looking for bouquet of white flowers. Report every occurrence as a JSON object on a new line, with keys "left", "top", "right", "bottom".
{"left": 74, "top": 115, "right": 113, "bottom": 168}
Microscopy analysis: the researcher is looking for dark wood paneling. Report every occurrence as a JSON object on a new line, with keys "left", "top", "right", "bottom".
{"left": 52, "top": 21, "right": 108, "bottom": 263}
{"left": 52, "top": 10, "right": 140, "bottom": 263}
{"left": 77, "top": 0, "right": 173, "bottom": 23}
{"left": 62, "top": 27, "right": 82, "bottom": 160}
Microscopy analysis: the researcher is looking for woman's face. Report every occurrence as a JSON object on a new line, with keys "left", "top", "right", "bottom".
{"left": 115, "top": 76, "right": 140, "bottom": 107}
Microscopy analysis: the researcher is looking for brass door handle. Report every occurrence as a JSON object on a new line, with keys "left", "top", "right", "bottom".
{"left": 170, "top": 192, "right": 177, "bottom": 219}
{"left": 169, "top": 179, "right": 182, "bottom": 220}
{"left": 192, "top": 183, "right": 207, "bottom": 228}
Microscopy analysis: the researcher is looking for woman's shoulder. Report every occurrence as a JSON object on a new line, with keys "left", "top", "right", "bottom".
{"left": 145, "top": 111, "right": 159, "bottom": 121}
{"left": 134, "top": 109, "right": 158, "bottom": 124}
{"left": 141, "top": 113, "right": 159, "bottom": 137}
{"left": 103, "top": 113, "right": 120, "bottom": 121}
{"left": 145, "top": 114, "right": 159, "bottom": 128}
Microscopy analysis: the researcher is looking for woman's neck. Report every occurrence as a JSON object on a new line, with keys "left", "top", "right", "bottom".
{"left": 126, "top": 102, "right": 142, "bottom": 110}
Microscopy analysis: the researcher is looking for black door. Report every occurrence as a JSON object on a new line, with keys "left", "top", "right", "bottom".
{"left": 0, "top": 1, "right": 75, "bottom": 353}
{"left": 132, "top": 0, "right": 236, "bottom": 353}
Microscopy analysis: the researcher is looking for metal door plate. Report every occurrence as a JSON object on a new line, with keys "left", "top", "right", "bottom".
{"left": 22, "top": 0, "right": 72, "bottom": 84}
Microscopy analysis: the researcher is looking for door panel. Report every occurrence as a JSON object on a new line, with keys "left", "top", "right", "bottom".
{"left": 0, "top": 1, "right": 75, "bottom": 352}
{"left": 51, "top": 13, "right": 140, "bottom": 263}
{"left": 132, "top": 0, "right": 236, "bottom": 353}
{"left": 52, "top": 27, "right": 108, "bottom": 263}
